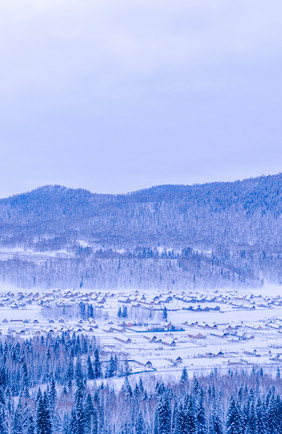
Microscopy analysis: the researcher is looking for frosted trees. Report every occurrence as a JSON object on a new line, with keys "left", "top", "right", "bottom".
{"left": 154, "top": 392, "right": 172, "bottom": 434}
{"left": 94, "top": 349, "right": 102, "bottom": 379}
{"left": 226, "top": 397, "right": 243, "bottom": 434}
{"left": 208, "top": 398, "right": 223, "bottom": 434}
{"left": 180, "top": 367, "right": 188, "bottom": 385}
{"left": 87, "top": 356, "right": 94, "bottom": 380}
{"left": 36, "top": 391, "right": 52, "bottom": 434}
{"left": 0, "top": 333, "right": 281, "bottom": 434}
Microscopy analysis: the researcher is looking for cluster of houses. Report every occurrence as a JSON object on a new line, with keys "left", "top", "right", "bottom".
{"left": 1, "top": 287, "right": 281, "bottom": 313}
{"left": 0, "top": 287, "right": 282, "bottom": 373}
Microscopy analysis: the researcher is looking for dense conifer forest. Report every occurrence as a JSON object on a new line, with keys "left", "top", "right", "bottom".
{"left": 0, "top": 333, "right": 281, "bottom": 433}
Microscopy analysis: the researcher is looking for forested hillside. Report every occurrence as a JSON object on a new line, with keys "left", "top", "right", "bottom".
{"left": 0, "top": 174, "right": 280, "bottom": 289}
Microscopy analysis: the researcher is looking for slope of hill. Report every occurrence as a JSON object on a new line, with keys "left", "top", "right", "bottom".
{"left": 0, "top": 174, "right": 280, "bottom": 289}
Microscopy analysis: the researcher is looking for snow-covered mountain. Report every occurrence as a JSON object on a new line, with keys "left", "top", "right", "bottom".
{"left": 0, "top": 174, "right": 281, "bottom": 289}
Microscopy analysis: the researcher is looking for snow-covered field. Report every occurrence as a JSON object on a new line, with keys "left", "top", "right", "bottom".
{"left": 0, "top": 283, "right": 281, "bottom": 379}
{"left": 0, "top": 247, "right": 71, "bottom": 264}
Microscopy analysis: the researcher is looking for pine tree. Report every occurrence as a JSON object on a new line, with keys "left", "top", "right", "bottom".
{"left": 62, "top": 413, "right": 70, "bottom": 434}
{"left": 245, "top": 401, "right": 257, "bottom": 434}
{"left": 114, "top": 355, "right": 118, "bottom": 374}
{"left": 242, "top": 398, "right": 250, "bottom": 431}
{"left": 121, "top": 376, "right": 133, "bottom": 397}
{"left": 208, "top": 399, "right": 223, "bottom": 434}
{"left": 87, "top": 356, "right": 94, "bottom": 380}
{"left": 105, "top": 355, "right": 116, "bottom": 378}
{"left": 196, "top": 389, "right": 206, "bottom": 433}
{"left": 36, "top": 388, "right": 42, "bottom": 403}
{"left": 36, "top": 392, "right": 52, "bottom": 434}
{"left": 27, "top": 414, "right": 35, "bottom": 434}
{"left": 81, "top": 336, "right": 88, "bottom": 354}
{"left": 0, "top": 404, "right": 5, "bottom": 434}
{"left": 13, "top": 401, "right": 27, "bottom": 434}
{"left": 67, "top": 358, "right": 74, "bottom": 382}
{"left": 48, "top": 377, "right": 57, "bottom": 416}
{"left": 75, "top": 357, "right": 84, "bottom": 385}
{"left": 92, "top": 405, "right": 99, "bottom": 434}
{"left": 180, "top": 367, "right": 188, "bottom": 385}
{"left": 226, "top": 397, "right": 243, "bottom": 434}
{"left": 136, "top": 412, "right": 146, "bottom": 434}
{"left": 94, "top": 349, "right": 102, "bottom": 379}
{"left": 138, "top": 378, "right": 144, "bottom": 396}
{"left": 266, "top": 393, "right": 280, "bottom": 433}
{"left": 124, "top": 359, "right": 130, "bottom": 376}
{"left": 70, "top": 409, "right": 77, "bottom": 434}
{"left": 22, "top": 361, "right": 29, "bottom": 388}
{"left": 156, "top": 392, "right": 171, "bottom": 434}
{"left": 175, "top": 400, "right": 189, "bottom": 434}
{"left": 185, "top": 395, "right": 197, "bottom": 434}
{"left": 153, "top": 407, "right": 159, "bottom": 434}
{"left": 74, "top": 382, "right": 86, "bottom": 434}
{"left": 255, "top": 397, "right": 265, "bottom": 434}
{"left": 85, "top": 394, "right": 94, "bottom": 434}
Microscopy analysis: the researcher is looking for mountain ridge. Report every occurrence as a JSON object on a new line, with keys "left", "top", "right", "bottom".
{"left": 2, "top": 171, "right": 281, "bottom": 201}
{"left": 0, "top": 173, "right": 280, "bottom": 289}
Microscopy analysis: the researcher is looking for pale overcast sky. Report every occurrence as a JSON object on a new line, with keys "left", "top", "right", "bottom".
{"left": 0, "top": 0, "right": 281, "bottom": 197}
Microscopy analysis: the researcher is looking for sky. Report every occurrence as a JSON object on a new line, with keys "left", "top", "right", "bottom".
{"left": 0, "top": 0, "right": 281, "bottom": 197}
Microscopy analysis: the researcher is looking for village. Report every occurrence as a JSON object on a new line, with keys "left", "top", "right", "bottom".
{"left": 0, "top": 285, "right": 282, "bottom": 378}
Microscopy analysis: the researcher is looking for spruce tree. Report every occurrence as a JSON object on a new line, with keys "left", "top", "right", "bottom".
{"left": 49, "top": 378, "right": 57, "bottom": 416}
{"left": 67, "top": 359, "right": 74, "bottom": 382}
{"left": 226, "top": 397, "right": 243, "bottom": 434}
{"left": 208, "top": 399, "right": 223, "bottom": 434}
{"left": 138, "top": 378, "right": 145, "bottom": 398}
{"left": 255, "top": 397, "right": 265, "bottom": 434}
{"left": 184, "top": 395, "right": 197, "bottom": 434}
{"left": 69, "top": 409, "right": 77, "bottom": 434}
{"left": 136, "top": 412, "right": 146, "bottom": 434}
{"left": 121, "top": 376, "right": 133, "bottom": 397}
{"left": 87, "top": 356, "right": 94, "bottom": 380}
{"left": 156, "top": 393, "right": 171, "bottom": 434}
{"left": 27, "top": 414, "right": 35, "bottom": 434}
{"left": 175, "top": 400, "right": 190, "bottom": 434}
{"left": 94, "top": 349, "right": 102, "bottom": 379}
{"left": 75, "top": 357, "right": 84, "bottom": 386}
{"left": 85, "top": 394, "right": 94, "bottom": 434}
{"left": 13, "top": 401, "right": 26, "bottom": 434}
{"left": 36, "top": 392, "right": 52, "bottom": 434}
{"left": 62, "top": 413, "right": 70, "bottom": 434}
{"left": 245, "top": 401, "right": 257, "bottom": 434}
{"left": 92, "top": 405, "right": 99, "bottom": 434}
{"left": 196, "top": 389, "right": 206, "bottom": 433}
{"left": 0, "top": 404, "right": 5, "bottom": 433}
{"left": 107, "top": 355, "right": 116, "bottom": 378}
{"left": 22, "top": 361, "right": 29, "bottom": 388}
{"left": 74, "top": 382, "right": 86, "bottom": 434}
{"left": 266, "top": 393, "right": 280, "bottom": 433}
{"left": 180, "top": 367, "right": 188, "bottom": 385}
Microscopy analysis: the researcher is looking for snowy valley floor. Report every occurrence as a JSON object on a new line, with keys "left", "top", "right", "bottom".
{"left": 0, "top": 284, "right": 281, "bottom": 381}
